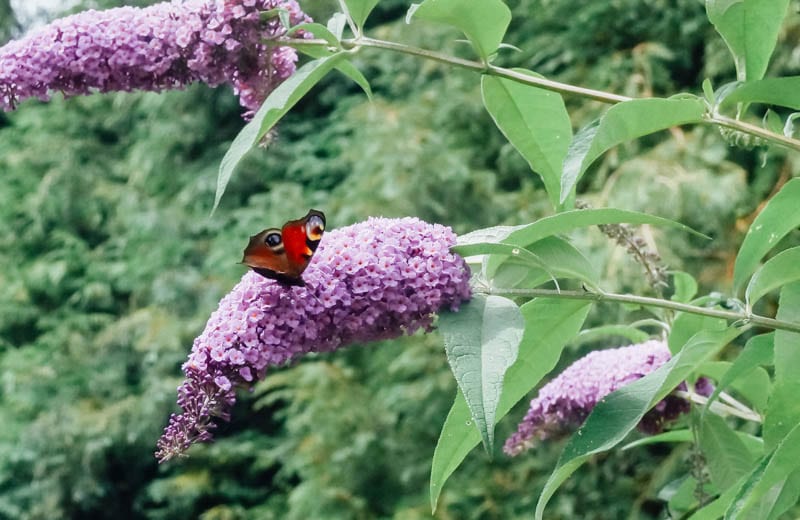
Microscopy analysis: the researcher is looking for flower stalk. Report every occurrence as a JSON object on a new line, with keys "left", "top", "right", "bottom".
{"left": 486, "top": 287, "right": 800, "bottom": 334}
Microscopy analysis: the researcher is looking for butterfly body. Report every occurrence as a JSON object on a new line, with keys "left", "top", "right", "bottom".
{"left": 241, "top": 209, "right": 326, "bottom": 286}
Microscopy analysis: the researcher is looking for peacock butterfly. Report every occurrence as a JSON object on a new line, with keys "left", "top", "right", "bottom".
{"left": 241, "top": 209, "right": 326, "bottom": 287}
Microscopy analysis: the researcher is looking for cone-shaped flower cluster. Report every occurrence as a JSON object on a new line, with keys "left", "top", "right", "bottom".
{"left": 504, "top": 340, "right": 705, "bottom": 456}
{"left": 0, "top": 0, "right": 307, "bottom": 116}
{"left": 156, "top": 217, "right": 471, "bottom": 462}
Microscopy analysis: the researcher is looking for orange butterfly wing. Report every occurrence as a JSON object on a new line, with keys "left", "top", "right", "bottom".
{"left": 241, "top": 209, "right": 326, "bottom": 286}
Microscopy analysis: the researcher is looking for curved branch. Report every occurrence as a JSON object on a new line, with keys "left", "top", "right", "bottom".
{"left": 486, "top": 287, "right": 800, "bottom": 334}
{"left": 279, "top": 36, "right": 800, "bottom": 152}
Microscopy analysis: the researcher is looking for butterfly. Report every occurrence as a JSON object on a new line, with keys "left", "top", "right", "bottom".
{"left": 241, "top": 209, "right": 326, "bottom": 287}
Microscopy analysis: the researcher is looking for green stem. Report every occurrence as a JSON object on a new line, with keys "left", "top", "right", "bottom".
{"left": 279, "top": 36, "right": 800, "bottom": 153}
{"left": 485, "top": 287, "right": 800, "bottom": 334}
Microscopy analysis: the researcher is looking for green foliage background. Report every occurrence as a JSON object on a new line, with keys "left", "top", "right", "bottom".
{"left": 0, "top": 0, "right": 798, "bottom": 518}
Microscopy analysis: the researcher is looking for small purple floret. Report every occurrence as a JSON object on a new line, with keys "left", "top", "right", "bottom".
{"left": 504, "top": 340, "right": 703, "bottom": 456}
{"left": 156, "top": 217, "right": 472, "bottom": 462}
{"left": 0, "top": 0, "right": 308, "bottom": 116}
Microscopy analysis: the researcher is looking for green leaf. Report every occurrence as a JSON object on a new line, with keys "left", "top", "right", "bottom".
{"left": 784, "top": 112, "right": 800, "bottom": 137}
{"left": 456, "top": 224, "right": 524, "bottom": 246}
{"left": 290, "top": 22, "right": 341, "bottom": 45}
{"left": 702, "top": 78, "right": 716, "bottom": 102}
{"left": 343, "top": 0, "right": 379, "bottom": 29}
{"left": 430, "top": 299, "right": 591, "bottom": 512}
{"left": 671, "top": 271, "right": 699, "bottom": 303}
{"left": 408, "top": 0, "right": 511, "bottom": 61}
{"left": 571, "top": 325, "right": 651, "bottom": 347}
{"left": 700, "top": 413, "right": 756, "bottom": 490}
{"left": 705, "top": 333, "right": 774, "bottom": 413}
{"left": 763, "top": 282, "right": 800, "bottom": 450}
{"left": 665, "top": 476, "right": 713, "bottom": 515}
{"left": 622, "top": 429, "right": 694, "bottom": 450}
{"left": 453, "top": 242, "right": 556, "bottom": 274}
{"left": 689, "top": 480, "right": 742, "bottom": 519}
{"left": 326, "top": 13, "right": 348, "bottom": 40}
{"left": 745, "top": 246, "right": 800, "bottom": 308}
{"left": 560, "top": 120, "right": 598, "bottom": 203}
{"left": 457, "top": 236, "right": 598, "bottom": 288}
{"left": 215, "top": 54, "right": 346, "bottom": 212}
{"left": 535, "top": 326, "right": 743, "bottom": 519}
{"left": 623, "top": 429, "right": 763, "bottom": 455}
{"left": 725, "top": 421, "right": 800, "bottom": 518}
{"left": 484, "top": 209, "right": 706, "bottom": 281}
{"left": 481, "top": 72, "right": 571, "bottom": 209}
{"left": 439, "top": 295, "right": 524, "bottom": 453}
{"left": 766, "top": 471, "right": 800, "bottom": 520}
{"left": 559, "top": 97, "right": 705, "bottom": 202}
{"left": 733, "top": 178, "right": 800, "bottom": 293}
{"left": 706, "top": 0, "right": 790, "bottom": 81}
{"left": 700, "top": 360, "right": 770, "bottom": 413}
{"left": 500, "top": 208, "right": 708, "bottom": 248}
{"left": 293, "top": 44, "right": 373, "bottom": 99}
{"left": 764, "top": 108, "right": 783, "bottom": 134}
{"left": 720, "top": 77, "right": 800, "bottom": 111}
{"left": 668, "top": 310, "right": 727, "bottom": 355}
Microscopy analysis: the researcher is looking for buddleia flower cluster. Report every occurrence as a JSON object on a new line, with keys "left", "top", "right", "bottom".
{"left": 156, "top": 217, "right": 472, "bottom": 462}
{"left": 0, "top": 0, "right": 308, "bottom": 116}
{"left": 504, "top": 340, "right": 709, "bottom": 456}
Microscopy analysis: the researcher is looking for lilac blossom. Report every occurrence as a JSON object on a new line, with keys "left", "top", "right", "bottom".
{"left": 504, "top": 340, "right": 709, "bottom": 456}
{"left": 156, "top": 216, "right": 471, "bottom": 462}
{"left": 0, "top": 0, "right": 308, "bottom": 116}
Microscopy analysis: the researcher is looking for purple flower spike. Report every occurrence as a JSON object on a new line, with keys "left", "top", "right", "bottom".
{"left": 504, "top": 340, "right": 701, "bottom": 457}
{"left": 0, "top": 0, "right": 308, "bottom": 116}
{"left": 156, "top": 216, "right": 472, "bottom": 462}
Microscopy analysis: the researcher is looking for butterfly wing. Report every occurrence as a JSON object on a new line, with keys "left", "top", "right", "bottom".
{"left": 241, "top": 209, "right": 326, "bottom": 286}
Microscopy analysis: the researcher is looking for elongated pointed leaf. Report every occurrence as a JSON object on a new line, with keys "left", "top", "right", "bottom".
{"left": 481, "top": 72, "right": 571, "bottom": 209}
{"left": 721, "top": 77, "right": 800, "bottom": 111}
{"left": 430, "top": 299, "right": 591, "bottom": 512}
{"left": 689, "top": 479, "right": 741, "bottom": 519}
{"left": 456, "top": 224, "right": 525, "bottom": 246}
{"left": 560, "top": 120, "right": 598, "bottom": 203}
{"left": 706, "top": 332, "right": 773, "bottom": 411}
{"left": 622, "top": 429, "right": 695, "bottom": 450}
{"left": 439, "top": 295, "right": 524, "bottom": 453}
{"left": 623, "top": 429, "right": 763, "bottom": 455}
{"left": 503, "top": 208, "right": 707, "bottom": 247}
{"left": 344, "top": 0, "right": 379, "bottom": 29}
{"left": 215, "top": 54, "right": 346, "bottom": 211}
{"left": 535, "top": 326, "right": 742, "bottom": 519}
{"left": 668, "top": 311, "right": 727, "bottom": 354}
{"left": 725, "top": 422, "right": 800, "bottom": 518}
{"left": 485, "top": 209, "right": 706, "bottom": 278}
{"left": 700, "top": 413, "right": 756, "bottom": 490}
{"left": 763, "top": 282, "right": 800, "bottom": 449}
{"left": 560, "top": 98, "right": 705, "bottom": 202}
{"left": 293, "top": 43, "right": 373, "bottom": 99}
{"left": 408, "top": 0, "right": 511, "bottom": 61}
{"left": 734, "top": 178, "right": 800, "bottom": 293}
{"left": 671, "top": 271, "right": 699, "bottom": 303}
{"left": 455, "top": 236, "right": 598, "bottom": 288}
{"left": 453, "top": 242, "right": 555, "bottom": 274}
{"left": 699, "top": 360, "right": 770, "bottom": 412}
{"left": 746, "top": 246, "right": 800, "bottom": 308}
{"left": 291, "top": 22, "right": 341, "bottom": 44}
{"left": 706, "top": 0, "right": 790, "bottom": 81}
{"left": 327, "top": 12, "right": 348, "bottom": 39}
{"left": 571, "top": 325, "right": 650, "bottom": 347}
